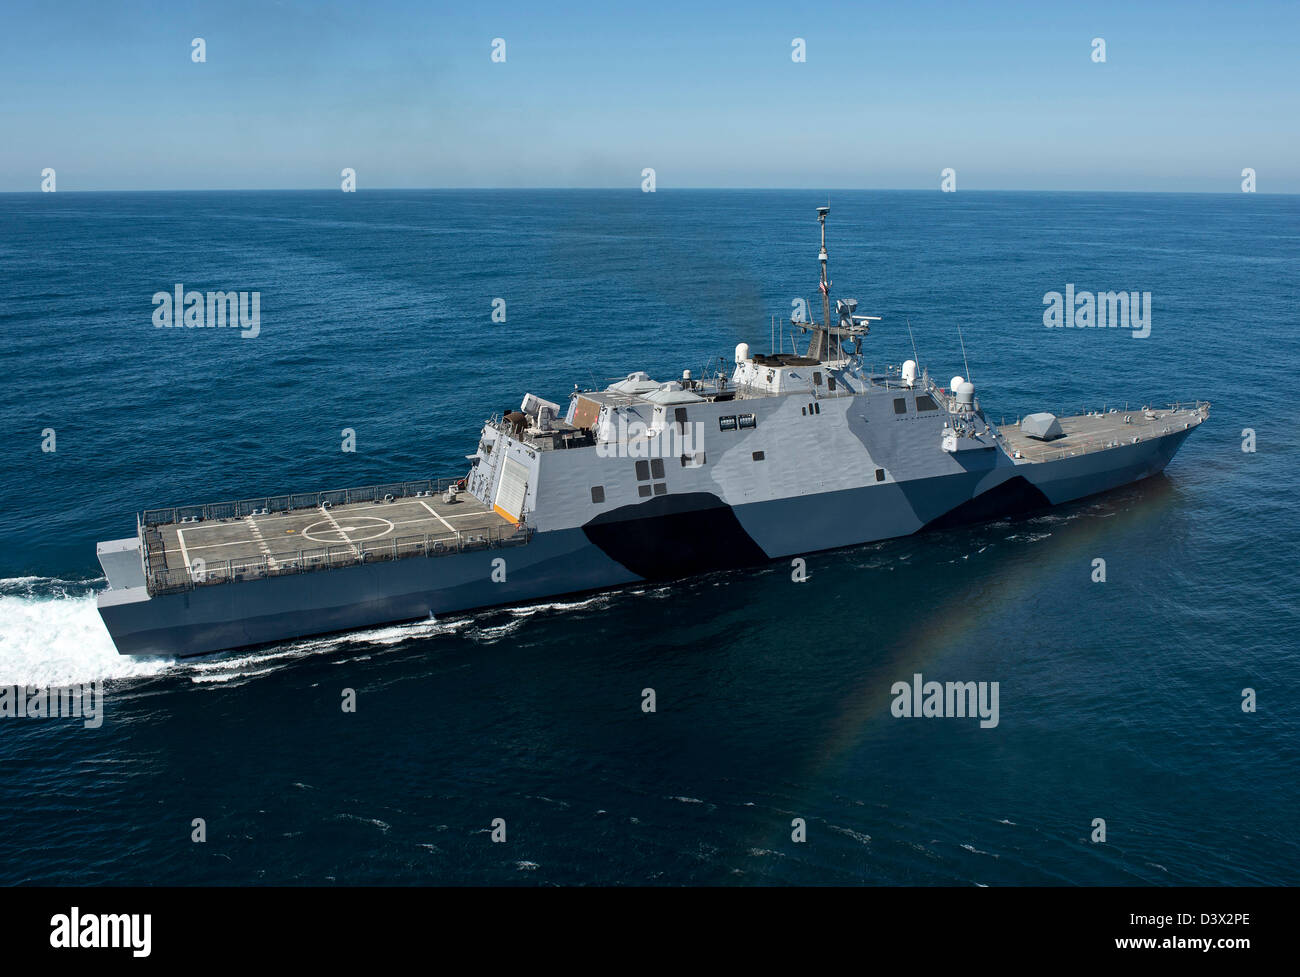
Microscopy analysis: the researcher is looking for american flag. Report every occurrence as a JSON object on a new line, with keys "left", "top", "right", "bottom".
{"left": 819, "top": 279, "right": 829, "bottom": 295}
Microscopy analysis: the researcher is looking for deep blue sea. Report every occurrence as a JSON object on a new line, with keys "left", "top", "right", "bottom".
{"left": 0, "top": 190, "right": 1296, "bottom": 885}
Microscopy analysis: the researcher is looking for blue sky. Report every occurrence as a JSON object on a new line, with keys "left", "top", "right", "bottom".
{"left": 2, "top": 0, "right": 1297, "bottom": 192}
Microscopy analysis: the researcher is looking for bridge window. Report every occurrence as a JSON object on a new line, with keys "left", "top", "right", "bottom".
{"left": 591, "top": 486, "right": 605, "bottom": 503}
{"left": 638, "top": 484, "right": 652, "bottom": 498}
{"left": 650, "top": 458, "right": 665, "bottom": 479}
{"left": 635, "top": 460, "right": 650, "bottom": 480}
{"left": 893, "top": 398, "right": 908, "bottom": 415}
{"left": 916, "top": 395, "right": 938, "bottom": 411}
{"left": 653, "top": 483, "right": 667, "bottom": 496}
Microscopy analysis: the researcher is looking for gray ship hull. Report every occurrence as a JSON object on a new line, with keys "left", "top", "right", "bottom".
{"left": 94, "top": 210, "right": 1209, "bottom": 658}
{"left": 98, "top": 526, "right": 637, "bottom": 658}
{"left": 97, "top": 425, "right": 1195, "bottom": 658}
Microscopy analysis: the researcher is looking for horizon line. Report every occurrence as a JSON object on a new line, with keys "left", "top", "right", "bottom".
{"left": 2, "top": 186, "right": 1294, "bottom": 196}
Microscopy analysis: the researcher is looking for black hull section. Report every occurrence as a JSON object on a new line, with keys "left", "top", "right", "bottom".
{"left": 581, "top": 492, "right": 769, "bottom": 579}
{"left": 921, "top": 475, "right": 1053, "bottom": 531}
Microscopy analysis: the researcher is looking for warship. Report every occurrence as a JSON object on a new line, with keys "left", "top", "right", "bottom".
{"left": 96, "top": 207, "right": 1209, "bottom": 656}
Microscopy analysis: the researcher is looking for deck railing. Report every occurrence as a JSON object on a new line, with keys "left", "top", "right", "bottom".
{"left": 145, "top": 522, "right": 533, "bottom": 596}
{"left": 140, "top": 477, "right": 463, "bottom": 528}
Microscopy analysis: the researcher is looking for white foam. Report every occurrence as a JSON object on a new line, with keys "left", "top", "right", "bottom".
{"left": 506, "top": 594, "right": 607, "bottom": 616}
{"left": 0, "top": 583, "right": 173, "bottom": 686}
{"left": 0, "top": 575, "right": 102, "bottom": 596}
{"left": 0, "top": 573, "right": 581, "bottom": 690}
{"left": 830, "top": 825, "right": 872, "bottom": 846}
{"left": 472, "top": 619, "right": 523, "bottom": 641}
{"left": 181, "top": 616, "right": 469, "bottom": 686}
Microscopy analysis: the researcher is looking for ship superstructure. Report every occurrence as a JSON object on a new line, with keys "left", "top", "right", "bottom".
{"left": 95, "top": 208, "right": 1208, "bottom": 656}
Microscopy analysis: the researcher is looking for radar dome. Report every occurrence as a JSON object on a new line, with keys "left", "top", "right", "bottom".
{"left": 956, "top": 380, "right": 975, "bottom": 406}
{"left": 901, "top": 360, "right": 918, "bottom": 387}
{"left": 735, "top": 342, "right": 751, "bottom": 364}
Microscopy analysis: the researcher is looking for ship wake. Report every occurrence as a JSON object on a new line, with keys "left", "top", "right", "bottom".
{"left": 0, "top": 577, "right": 173, "bottom": 686}
{"left": 0, "top": 578, "right": 622, "bottom": 689}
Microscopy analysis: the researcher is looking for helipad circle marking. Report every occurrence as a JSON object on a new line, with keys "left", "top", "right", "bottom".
{"left": 301, "top": 516, "right": 394, "bottom": 544}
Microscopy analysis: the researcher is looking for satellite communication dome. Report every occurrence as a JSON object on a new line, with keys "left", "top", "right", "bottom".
{"left": 735, "top": 343, "right": 751, "bottom": 364}
{"left": 901, "top": 360, "right": 918, "bottom": 387}
{"left": 950, "top": 375, "right": 965, "bottom": 391}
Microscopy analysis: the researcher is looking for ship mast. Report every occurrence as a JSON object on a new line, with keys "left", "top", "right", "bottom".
{"left": 803, "top": 204, "right": 837, "bottom": 362}
{"left": 818, "top": 204, "right": 831, "bottom": 344}
{"left": 801, "top": 205, "right": 878, "bottom": 363}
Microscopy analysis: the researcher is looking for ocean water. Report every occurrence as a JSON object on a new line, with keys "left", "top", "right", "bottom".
{"left": 0, "top": 189, "right": 1296, "bottom": 885}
